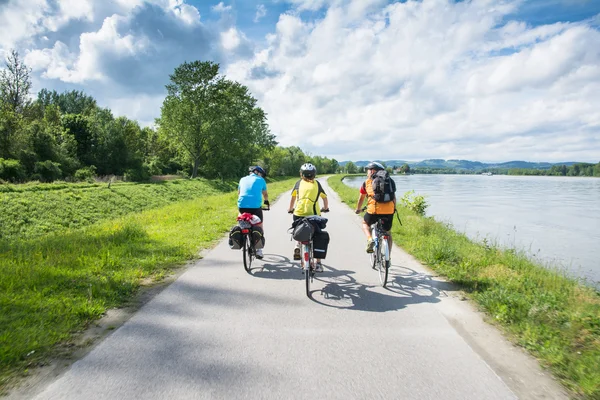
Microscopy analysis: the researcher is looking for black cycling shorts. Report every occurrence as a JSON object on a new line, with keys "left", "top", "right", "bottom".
{"left": 364, "top": 213, "right": 393, "bottom": 231}
{"left": 239, "top": 208, "right": 263, "bottom": 222}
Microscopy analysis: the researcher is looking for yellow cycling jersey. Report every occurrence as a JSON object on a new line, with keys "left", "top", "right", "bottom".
{"left": 291, "top": 179, "right": 327, "bottom": 217}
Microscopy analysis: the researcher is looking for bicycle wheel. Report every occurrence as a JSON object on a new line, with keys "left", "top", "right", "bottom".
{"left": 304, "top": 244, "right": 312, "bottom": 298}
{"left": 378, "top": 237, "right": 389, "bottom": 287}
{"left": 243, "top": 235, "right": 253, "bottom": 272}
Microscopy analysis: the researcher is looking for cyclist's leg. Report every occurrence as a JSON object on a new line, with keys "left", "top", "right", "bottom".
{"left": 240, "top": 207, "right": 265, "bottom": 258}
{"left": 363, "top": 213, "right": 376, "bottom": 253}
{"left": 380, "top": 214, "right": 394, "bottom": 256}
{"left": 292, "top": 215, "right": 302, "bottom": 260}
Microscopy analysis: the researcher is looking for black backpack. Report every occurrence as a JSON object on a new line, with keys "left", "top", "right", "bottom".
{"left": 371, "top": 170, "right": 396, "bottom": 203}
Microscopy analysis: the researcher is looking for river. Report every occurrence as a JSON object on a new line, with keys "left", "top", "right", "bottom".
{"left": 343, "top": 174, "right": 600, "bottom": 286}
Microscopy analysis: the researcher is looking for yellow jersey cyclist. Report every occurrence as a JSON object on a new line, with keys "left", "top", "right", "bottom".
{"left": 287, "top": 163, "right": 329, "bottom": 271}
{"left": 355, "top": 161, "right": 396, "bottom": 254}
{"left": 238, "top": 165, "right": 269, "bottom": 259}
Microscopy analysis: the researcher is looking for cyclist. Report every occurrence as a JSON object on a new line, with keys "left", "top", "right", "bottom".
{"left": 288, "top": 163, "right": 329, "bottom": 271}
{"left": 355, "top": 161, "right": 396, "bottom": 254}
{"left": 238, "top": 166, "right": 269, "bottom": 259}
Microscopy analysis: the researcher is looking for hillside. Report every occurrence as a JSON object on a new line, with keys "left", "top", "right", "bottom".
{"left": 339, "top": 159, "right": 580, "bottom": 171}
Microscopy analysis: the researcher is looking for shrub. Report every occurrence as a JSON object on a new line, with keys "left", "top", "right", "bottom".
{"left": 74, "top": 166, "right": 97, "bottom": 183}
{"left": 400, "top": 190, "right": 429, "bottom": 216}
{"left": 33, "top": 160, "right": 62, "bottom": 183}
{"left": 0, "top": 158, "right": 26, "bottom": 182}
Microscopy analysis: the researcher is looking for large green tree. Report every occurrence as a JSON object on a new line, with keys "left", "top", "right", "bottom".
{"left": 158, "top": 61, "right": 275, "bottom": 178}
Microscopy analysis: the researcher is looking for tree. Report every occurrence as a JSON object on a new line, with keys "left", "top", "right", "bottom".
{"left": 158, "top": 60, "right": 275, "bottom": 178}
{"left": 345, "top": 161, "right": 357, "bottom": 174}
{"left": 0, "top": 50, "right": 32, "bottom": 113}
{"left": 400, "top": 163, "right": 410, "bottom": 174}
{"left": 37, "top": 89, "right": 97, "bottom": 115}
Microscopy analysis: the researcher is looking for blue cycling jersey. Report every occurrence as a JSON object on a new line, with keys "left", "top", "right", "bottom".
{"left": 238, "top": 174, "right": 267, "bottom": 209}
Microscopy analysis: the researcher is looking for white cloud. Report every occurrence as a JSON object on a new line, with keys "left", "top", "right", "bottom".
{"left": 0, "top": 0, "right": 50, "bottom": 48}
{"left": 221, "top": 27, "right": 241, "bottom": 50}
{"left": 254, "top": 4, "right": 267, "bottom": 23}
{"left": 43, "top": 0, "right": 95, "bottom": 31}
{"left": 226, "top": 0, "right": 600, "bottom": 162}
{"left": 25, "top": 14, "right": 151, "bottom": 83}
{"left": 107, "top": 93, "right": 165, "bottom": 127}
{"left": 168, "top": 0, "right": 201, "bottom": 25}
{"left": 212, "top": 2, "right": 232, "bottom": 13}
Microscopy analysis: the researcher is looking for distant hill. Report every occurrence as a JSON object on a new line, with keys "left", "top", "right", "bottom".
{"left": 339, "top": 159, "right": 580, "bottom": 171}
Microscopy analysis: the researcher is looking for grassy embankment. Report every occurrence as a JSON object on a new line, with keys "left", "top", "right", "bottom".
{"left": 0, "top": 177, "right": 296, "bottom": 391}
{"left": 328, "top": 174, "right": 600, "bottom": 399}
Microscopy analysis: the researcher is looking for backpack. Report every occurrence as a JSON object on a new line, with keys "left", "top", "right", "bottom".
{"left": 289, "top": 215, "right": 328, "bottom": 242}
{"left": 371, "top": 170, "right": 396, "bottom": 203}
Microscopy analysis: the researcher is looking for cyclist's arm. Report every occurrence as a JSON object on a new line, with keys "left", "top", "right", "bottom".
{"left": 356, "top": 193, "right": 366, "bottom": 212}
{"left": 322, "top": 196, "right": 329, "bottom": 210}
{"left": 288, "top": 195, "right": 296, "bottom": 212}
{"left": 262, "top": 189, "right": 268, "bottom": 203}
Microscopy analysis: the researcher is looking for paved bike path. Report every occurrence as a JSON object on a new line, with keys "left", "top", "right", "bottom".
{"left": 29, "top": 178, "right": 567, "bottom": 400}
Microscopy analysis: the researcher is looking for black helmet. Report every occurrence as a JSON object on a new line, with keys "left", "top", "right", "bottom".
{"left": 249, "top": 165, "right": 266, "bottom": 177}
{"left": 300, "top": 163, "right": 316, "bottom": 179}
{"left": 365, "top": 161, "right": 384, "bottom": 171}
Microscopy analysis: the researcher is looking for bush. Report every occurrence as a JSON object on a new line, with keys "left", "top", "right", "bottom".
{"left": 33, "top": 160, "right": 62, "bottom": 183}
{"left": 74, "top": 166, "right": 97, "bottom": 182}
{"left": 0, "top": 158, "right": 26, "bottom": 182}
{"left": 123, "top": 167, "right": 149, "bottom": 182}
{"left": 400, "top": 190, "right": 429, "bottom": 216}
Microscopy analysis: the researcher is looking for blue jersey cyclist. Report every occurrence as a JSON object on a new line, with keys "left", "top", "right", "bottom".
{"left": 238, "top": 166, "right": 269, "bottom": 259}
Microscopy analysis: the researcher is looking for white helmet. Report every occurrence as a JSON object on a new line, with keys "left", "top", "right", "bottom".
{"left": 300, "top": 163, "right": 316, "bottom": 179}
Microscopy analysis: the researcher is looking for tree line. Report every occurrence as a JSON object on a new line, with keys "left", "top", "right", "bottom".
{"left": 0, "top": 51, "right": 339, "bottom": 183}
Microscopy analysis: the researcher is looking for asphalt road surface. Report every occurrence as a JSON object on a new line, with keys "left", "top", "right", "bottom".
{"left": 28, "top": 178, "right": 568, "bottom": 400}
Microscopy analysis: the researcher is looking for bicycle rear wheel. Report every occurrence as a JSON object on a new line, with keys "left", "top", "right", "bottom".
{"left": 303, "top": 244, "right": 312, "bottom": 298}
{"left": 378, "top": 238, "right": 389, "bottom": 287}
{"left": 243, "top": 235, "right": 253, "bottom": 272}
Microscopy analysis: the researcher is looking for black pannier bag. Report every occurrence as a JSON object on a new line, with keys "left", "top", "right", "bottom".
{"left": 292, "top": 219, "right": 315, "bottom": 242}
{"left": 229, "top": 225, "right": 243, "bottom": 249}
{"left": 312, "top": 230, "right": 330, "bottom": 259}
{"left": 251, "top": 226, "right": 265, "bottom": 249}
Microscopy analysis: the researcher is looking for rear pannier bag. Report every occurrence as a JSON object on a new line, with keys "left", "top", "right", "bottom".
{"left": 229, "top": 225, "right": 243, "bottom": 249}
{"left": 312, "top": 230, "right": 330, "bottom": 259}
{"left": 251, "top": 226, "right": 265, "bottom": 249}
{"left": 292, "top": 219, "right": 315, "bottom": 242}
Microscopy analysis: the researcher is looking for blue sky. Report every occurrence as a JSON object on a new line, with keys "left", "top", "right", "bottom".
{"left": 1, "top": 0, "right": 599, "bottom": 163}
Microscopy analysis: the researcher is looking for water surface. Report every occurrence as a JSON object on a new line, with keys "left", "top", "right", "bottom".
{"left": 343, "top": 174, "right": 600, "bottom": 286}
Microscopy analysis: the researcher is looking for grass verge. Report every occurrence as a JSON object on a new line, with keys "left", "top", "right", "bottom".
{"left": 0, "top": 178, "right": 242, "bottom": 241}
{"left": 0, "top": 178, "right": 297, "bottom": 391}
{"left": 328, "top": 174, "right": 600, "bottom": 399}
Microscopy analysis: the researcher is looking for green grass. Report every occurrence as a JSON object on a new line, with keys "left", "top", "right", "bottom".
{"left": 329, "top": 175, "right": 600, "bottom": 399}
{"left": 0, "top": 178, "right": 241, "bottom": 241}
{"left": 0, "top": 177, "right": 297, "bottom": 391}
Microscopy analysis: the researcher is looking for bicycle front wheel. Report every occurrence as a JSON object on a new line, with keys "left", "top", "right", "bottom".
{"left": 243, "top": 235, "right": 253, "bottom": 272}
{"left": 378, "top": 238, "right": 389, "bottom": 287}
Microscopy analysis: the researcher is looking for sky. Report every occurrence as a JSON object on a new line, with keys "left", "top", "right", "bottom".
{"left": 1, "top": 0, "right": 599, "bottom": 163}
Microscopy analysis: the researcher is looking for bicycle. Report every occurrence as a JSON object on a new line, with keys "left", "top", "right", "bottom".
{"left": 238, "top": 205, "right": 270, "bottom": 273}
{"left": 288, "top": 209, "right": 329, "bottom": 298}
{"left": 360, "top": 207, "right": 391, "bottom": 287}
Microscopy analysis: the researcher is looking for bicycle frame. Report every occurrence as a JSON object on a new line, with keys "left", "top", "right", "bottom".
{"left": 299, "top": 239, "right": 315, "bottom": 298}
{"left": 370, "top": 220, "right": 391, "bottom": 286}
